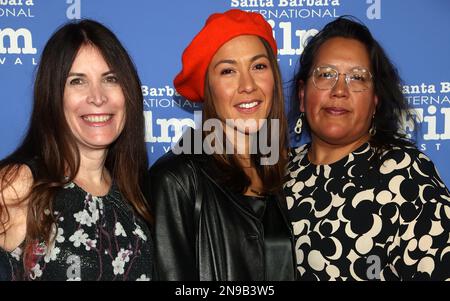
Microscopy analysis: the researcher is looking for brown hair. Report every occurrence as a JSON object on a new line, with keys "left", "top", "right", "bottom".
{"left": 0, "top": 19, "right": 151, "bottom": 269}
{"left": 202, "top": 37, "right": 288, "bottom": 195}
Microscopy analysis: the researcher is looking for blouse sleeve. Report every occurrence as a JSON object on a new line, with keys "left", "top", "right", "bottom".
{"left": 393, "top": 151, "right": 450, "bottom": 280}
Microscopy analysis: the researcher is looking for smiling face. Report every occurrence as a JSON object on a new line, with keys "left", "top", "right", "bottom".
{"left": 299, "top": 37, "right": 378, "bottom": 146}
{"left": 63, "top": 44, "right": 126, "bottom": 153}
{"left": 206, "top": 35, "right": 274, "bottom": 134}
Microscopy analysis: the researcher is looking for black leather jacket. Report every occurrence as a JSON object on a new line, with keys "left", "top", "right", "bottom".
{"left": 146, "top": 148, "right": 297, "bottom": 281}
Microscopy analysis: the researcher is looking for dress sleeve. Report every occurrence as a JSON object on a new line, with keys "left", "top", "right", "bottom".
{"left": 393, "top": 151, "right": 450, "bottom": 280}
{"left": 147, "top": 166, "right": 198, "bottom": 281}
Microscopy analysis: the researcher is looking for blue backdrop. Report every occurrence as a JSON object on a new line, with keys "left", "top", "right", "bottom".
{"left": 1, "top": 0, "right": 449, "bottom": 186}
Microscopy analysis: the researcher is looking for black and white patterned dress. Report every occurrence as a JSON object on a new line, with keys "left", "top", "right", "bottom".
{"left": 0, "top": 182, "right": 153, "bottom": 281}
{"left": 284, "top": 142, "right": 450, "bottom": 280}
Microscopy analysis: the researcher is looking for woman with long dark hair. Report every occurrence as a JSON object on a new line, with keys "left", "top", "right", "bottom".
{"left": 0, "top": 19, "right": 153, "bottom": 280}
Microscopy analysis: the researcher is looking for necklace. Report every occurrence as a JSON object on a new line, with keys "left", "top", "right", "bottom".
{"left": 250, "top": 188, "right": 264, "bottom": 196}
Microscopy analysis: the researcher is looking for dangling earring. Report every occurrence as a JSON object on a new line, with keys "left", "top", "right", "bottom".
{"left": 294, "top": 112, "right": 304, "bottom": 135}
{"left": 369, "top": 114, "right": 376, "bottom": 136}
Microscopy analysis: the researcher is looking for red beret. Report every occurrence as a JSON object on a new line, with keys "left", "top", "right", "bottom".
{"left": 173, "top": 9, "right": 277, "bottom": 102}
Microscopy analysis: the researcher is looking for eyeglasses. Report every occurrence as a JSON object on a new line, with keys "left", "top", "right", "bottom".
{"left": 312, "top": 66, "right": 373, "bottom": 92}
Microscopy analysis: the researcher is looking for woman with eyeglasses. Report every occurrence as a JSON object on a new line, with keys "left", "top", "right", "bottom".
{"left": 285, "top": 16, "right": 450, "bottom": 280}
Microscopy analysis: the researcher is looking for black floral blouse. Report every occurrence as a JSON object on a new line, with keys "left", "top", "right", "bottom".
{"left": 0, "top": 182, "right": 153, "bottom": 281}
{"left": 284, "top": 142, "right": 450, "bottom": 280}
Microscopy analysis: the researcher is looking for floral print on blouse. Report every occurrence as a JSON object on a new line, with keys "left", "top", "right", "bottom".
{"left": 284, "top": 142, "right": 450, "bottom": 280}
{"left": 0, "top": 182, "right": 153, "bottom": 281}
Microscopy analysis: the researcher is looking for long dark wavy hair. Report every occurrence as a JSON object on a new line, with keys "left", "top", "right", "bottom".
{"left": 290, "top": 16, "right": 416, "bottom": 151}
{"left": 202, "top": 37, "right": 288, "bottom": 195}
{"left": 0, "top": 19, "right": 151, "bottom": 266}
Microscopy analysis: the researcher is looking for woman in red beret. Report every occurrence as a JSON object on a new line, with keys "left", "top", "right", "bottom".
{"left": 146, "top": 9, "right": 297, "bottom": 280}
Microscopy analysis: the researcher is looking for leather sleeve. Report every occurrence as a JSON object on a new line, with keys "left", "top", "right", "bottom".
{"left": 147, "top": 162, "right": 198, "bottom": 281}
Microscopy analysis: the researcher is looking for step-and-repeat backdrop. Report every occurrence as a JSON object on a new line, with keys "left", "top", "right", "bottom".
{"left": 1, "top": 0, "right": 449, "bottom": 185}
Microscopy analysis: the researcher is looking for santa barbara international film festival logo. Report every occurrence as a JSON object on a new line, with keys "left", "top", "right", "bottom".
{"left": 142, "top": 84, "right": 202, "bottom": 155}
{"left": 229, "top": 0, "right": 382, "bottom": 66}
{"left": 402, "top": 81, "right": 450, "bottom": 152}
{"left": 0, "top": 0, "right": 34, "bottom": 18}
{"left": 0, "top": 0, "right": 37, "bottom": 66}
